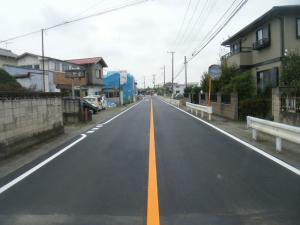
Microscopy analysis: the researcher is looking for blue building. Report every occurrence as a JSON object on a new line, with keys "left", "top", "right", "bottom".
{"left": 103, "top": 71, "right": 136, "bottom": 105}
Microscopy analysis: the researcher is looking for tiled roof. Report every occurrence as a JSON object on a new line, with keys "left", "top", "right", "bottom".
{"left": 0, "top": 48, "right": 18, "bottom": 58}
{"left": 67, "top": 57, "right": 108, "bottom": 67}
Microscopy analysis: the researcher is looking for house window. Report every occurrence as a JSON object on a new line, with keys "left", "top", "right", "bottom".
{"left": 34, "top": 65, "right": 40, "bottom": 69}
{"left": 230, "top": 41, "right": 240, "bottom": 54}
{"left": 95, "top": 69, "right": 102, "bottom": 79}
{"left": 95, "top": 69, "right": 99, "bottom": 78}
{"left": 62, "top": 63, "right": 69, "bottom": 72}
{"left": 257, "top": 67, "right": 278, "bottom": 92}
{"left": 54, "top": 62, "right": 60, "bottom": 71}
{"left": 253, "top": 24, "right": 270, "bottom": 50}
{"left": 257, "top": 28, "right": 263, "bottom": 41}
{"left": 297, "top": 18, "right": 300, "bottom": 38}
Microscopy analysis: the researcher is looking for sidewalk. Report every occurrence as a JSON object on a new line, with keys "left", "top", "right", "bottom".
{"left": 180, "top": 104, "right": 300, "bottom": 170}
{"left": 0, "top": 102, "right": 137, "bottom": 179}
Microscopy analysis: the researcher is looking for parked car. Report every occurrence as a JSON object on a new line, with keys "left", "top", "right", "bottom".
{"left": 83, "top": 95, "right": 103, "bottom": 110}
{"left": 82, "top": 99, "right": 98, "bottom": 114}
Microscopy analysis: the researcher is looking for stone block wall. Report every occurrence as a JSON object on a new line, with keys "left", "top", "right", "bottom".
{"left": 0, "top": 94, "right": 64, "bottom": 159}
{"left": 199, "top": 92, "right": 238, "bottom": 120}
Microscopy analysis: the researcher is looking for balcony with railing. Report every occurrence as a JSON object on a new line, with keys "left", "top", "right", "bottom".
{"left": 252, "top": 38, "right": 270, "bottom": 50}
{"left": 221, "top": 47, "right": 252, "bottom": 68}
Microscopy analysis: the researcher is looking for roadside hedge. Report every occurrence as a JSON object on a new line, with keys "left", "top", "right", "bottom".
{"left": 238, "top": 98, "right": 271, "bottom": 120}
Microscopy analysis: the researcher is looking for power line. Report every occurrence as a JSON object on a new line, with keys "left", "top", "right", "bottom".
{"left": 175, "top": 0, "right": 202, "bottom": 49}
{"left": 187, "top": 0, "right": 239, "bottom": 55}
{"left": 0, "top": 0, "right": 149, "bottom": 44}
{"left": 180, "top": 0, "right": 210, "bottom": 50}
{"left": 0, "top": 29, "right": 41, "bottom": 44}
{"left": 173, "top": 0, "right": 248, "bottom": 81}
{"left": 45, "top": 0, "right": 149, "bottom": 31}
{"left": 173, "top": 0, "right": 192, "bottom": 48}
{"left": 183, "top": 0, "right": 217, "bottom": 55}
{"left": 69, "top": 0, "right": 110, "bottom": 19}
{"left": 190, "top": 0, "right": 247, "bottom": 61}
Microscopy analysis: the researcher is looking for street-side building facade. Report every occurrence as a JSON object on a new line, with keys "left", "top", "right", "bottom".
{"left": 221, "top": 5, "right": 300, "bottom": 92}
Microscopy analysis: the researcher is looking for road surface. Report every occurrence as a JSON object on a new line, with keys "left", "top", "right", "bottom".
{"left": 0, "top": 97, "right": 299, "bottom": 225}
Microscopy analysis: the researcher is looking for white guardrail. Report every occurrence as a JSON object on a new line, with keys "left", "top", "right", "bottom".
{"left": 160, "top": 97, "right": 180, "bottom": 107}
{"left": 247, "top": 116, "right": 300, "bottom": 152}
{"left": 186, "top": 102, "right": 213, "bottom": 121}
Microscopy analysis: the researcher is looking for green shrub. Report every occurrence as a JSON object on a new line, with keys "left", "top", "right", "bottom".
{"left": 184, "top": 86, "right": 192, "bottom": 98}
{"left": 191, "top": 86, "right": 201, "bottom": 103}
{"left": 0, "top": 68, "right": 23, "bottom": 91}
{"left": 281, "top": 50, "right": 300, "bottom": 94}
{"left": 223, "top": 70, "right": 255, "bottom": 101}
{"left": 219, "top": 63, "right": 238, "bottom": 91}
{"left": 200, "top": 72, "right": 220, "bottom": 93}
{"left": 238, "top": 98, "right": 271, "bottom": 120}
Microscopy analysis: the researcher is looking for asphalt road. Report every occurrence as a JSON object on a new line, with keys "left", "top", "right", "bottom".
{"left": 0, "top": 96, "right": 299, "bottom": 225}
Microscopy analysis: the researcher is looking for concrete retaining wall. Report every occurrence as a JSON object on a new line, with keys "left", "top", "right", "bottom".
{"left": 199, "top": 92, "right": 238, "bottom": 120}
{"left": 0, "top": 94, "right": 64, "bottom": 159}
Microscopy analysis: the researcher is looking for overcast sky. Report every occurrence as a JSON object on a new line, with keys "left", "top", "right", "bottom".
{"left": 0, "top": 0, "right": 299, "bottom": 88}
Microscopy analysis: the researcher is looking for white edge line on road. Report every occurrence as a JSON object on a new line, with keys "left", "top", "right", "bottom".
{"left": 87, "top": 131, "right": 95, "bottom": 133}
{"left": 0, "top": 134, "right": 87, "bottom": 195}
{"left": 0, "top": 100, "right": 145, "bottom": 195}
{"left": 159, "top": 98, "right": 300, "bottom": 176}
{"left": 92, "top": 128, "right": 99, "bottom": 130}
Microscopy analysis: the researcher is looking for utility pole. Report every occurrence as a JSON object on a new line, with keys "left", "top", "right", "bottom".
{"left": 163, "top": 65, "right": 166, "bottom": 86}
{"left": 144, "top": 76, "right": 146, "bottom": 89}
{"left": 41, "top": 29, "right": 45, "bottom": 92}
{"left": 152, "top": 74, "right": 156, "bottom": 89}
{"left": 167, "top": 51, "right": 175, "bottom": 95}
{"left": 184, "top": 56, "right": 187, "bottom": 88}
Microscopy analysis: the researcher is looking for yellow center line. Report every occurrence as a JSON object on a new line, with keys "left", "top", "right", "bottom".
{"left": 147, "top": 99, "right": 160, "bottom": 225}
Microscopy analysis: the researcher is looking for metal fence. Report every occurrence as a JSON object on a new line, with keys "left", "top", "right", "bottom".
{"left": 281, "top": 95, "right": 300, "bottom": 113}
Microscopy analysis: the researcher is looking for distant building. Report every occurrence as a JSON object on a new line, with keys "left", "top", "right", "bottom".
{"left": 67, "top": 57, "right": 108, "bottom": 96}
{"left": 3, "top": 65, "right": 59, "bottom": 92}
{"left": 17, "top": 52, "right": 79, "bottom": 71}
{"left": 221, "top": 5, "right": 300, "bottom": 92}
{"left": 15, "top": 53, "right": 108, "bottom": 96}
{"left": 16, "top": 52, "right": 82, "bottom": 93}
{"left": 0, "top": 48, "right": 18, "bottom": 67}
{"left": 173, "top": 84, "right": 185, "bottom": 95}
{"left": 164, "top": 82, "right": 177, "bottom": 93}
{"left": 103, "top": 71, "right": 136, "bottom": 105}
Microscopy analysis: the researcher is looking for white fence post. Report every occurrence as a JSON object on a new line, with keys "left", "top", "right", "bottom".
{"left": 276, "top": 137, "right": 282, "bottom": 152}
{"left": 247, "top": 116, "right": 300, "bottom": 151}
{"left": 186, "top": 102, "right": 212, "bottom": 121}
{"left": 252, "top": 129, "right": 257, "bottom": 140}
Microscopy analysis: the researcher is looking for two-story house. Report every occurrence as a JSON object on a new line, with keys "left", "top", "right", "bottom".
{"left": 221, "top": 5, "right": 300, "bottom": 92}
{"left": 16, "top": 53, "right": 88, "bottom": 94}
{"left": 67, "top": 57, "right": 108, "bottom": 96}
{"left": 17, "top": 53, "right": 80, "bottom": 71}
{"left": 0, "top": 48, "right": 18, "bottom": 67}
